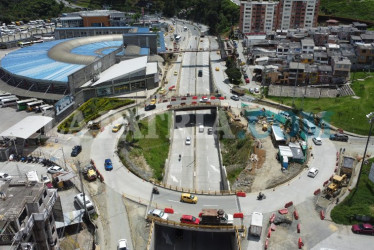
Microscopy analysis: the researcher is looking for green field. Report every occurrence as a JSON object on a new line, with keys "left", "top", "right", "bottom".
{"left": 268, "top": 72, "right": 374, "bottom": 135}
{"left": 58, "top": 97, "right": 134, "bottom": 133}
{"left": 331, "top": 158, "right": 374, "bottom": 225}
{"left": 128, "top": 113, "right": 171, "bottom": 181}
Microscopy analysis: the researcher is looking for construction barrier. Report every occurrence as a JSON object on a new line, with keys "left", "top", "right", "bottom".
{"left": 162, "top": 99, "right": 168, "bottom": 103}
{"left": 164, "top": 207, "right": 174, "bottom": 214}
{"left": 269, "top": 213, "right": 275, "bottom": 223}
{"left": 336, "top": 152, "right": 339, "bottom": 157}
{"left": 314, "top": 188, "right": 321, "bottom": 195}
{"left": 167, "top": 105, "right": 172, "bottom": 108}
{"left": 330, "top": 175, "right": 334, "bottom": 181}
{"left": 298, "top": 238, "right": 304, "bottom": 249}
{"left": 265, "top": 239, "right": 269, "bottom": 249}
{"left": 192, "top": 101, "right": 197, "bottom": 104}
{"left": 198, "top": 212, "right": 203, "bottom": 217}
{"left": 297, "top": 223, "right": 300, "bottom": 233}
{"left": 320, "top": 210, "right": 325, "bottom": 220}
{"left": 233, "top": 213, "right": 244, "bottom": 218}
{"left": 336, "top": 161, "right": 338, "bottom": 166}
{"left": 181, "top": 97, "right": 186, "bottom": 100}
{"left": 285, "top": 201, "right": 293, "bottom": 208}
{"left": 171, "top": 98, "right": 176, "bottom": 101}
{"left": 267, "top": 228, "right": 271, "bottom": 238}
{"left": 334, "top": 167, "right": 338, "bottom": 172}
{"left": 294, "top": 209, "right": 299, "bottom": 220}
{"left": 236, "top": 191, "right": 246, "bottom": 197}
{"left": 323, "top": 180, "right": 329, "bottom": 186}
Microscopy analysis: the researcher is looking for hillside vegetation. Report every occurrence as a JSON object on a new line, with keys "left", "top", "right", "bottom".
{"left": 320, "top": 0, "right": 374, "bottom": 23}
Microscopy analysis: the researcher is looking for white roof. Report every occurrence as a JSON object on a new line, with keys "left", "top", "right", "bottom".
{"left": 251, "top": 212, "right": 263, "bottom": 226}
{"left": 0, "top": 116, "right": 53, "bottom": 139}
{"left": 255, "top": 57, "right": 269, "bottom": 62}
{"left": 92, "top": 56, "right": 148, "bottom": 86}
{"left": 279, "top": 146, "right": 293, "bottom": 157}
{"left": 146, "top": 62, "right": 157, "bottom": 75}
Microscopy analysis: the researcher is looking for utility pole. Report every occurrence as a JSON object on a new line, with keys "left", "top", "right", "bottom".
{"left": 61, "top": 147, "right": 67, "bottom": 170}
{"left": 292, "top": 62, "right": 300, "bottom": 106}
{"left": 77, "top": 161, "right": 88, "bottom": 216}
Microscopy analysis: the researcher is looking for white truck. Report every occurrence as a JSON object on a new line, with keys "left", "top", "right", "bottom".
{"left": 250, "top": 212, "right": 263, "bottom": 237}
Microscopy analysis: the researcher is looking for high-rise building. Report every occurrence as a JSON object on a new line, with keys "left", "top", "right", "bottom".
{"left": 239, "top": 0, "right": 320, "bottom": 35}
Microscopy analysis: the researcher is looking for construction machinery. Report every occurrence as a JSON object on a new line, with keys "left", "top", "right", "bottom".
{"left": 88, "top": 121, "right": 101, "bottom": 130}
{"left": 325, "top": 174, "right": 347, "bottom": 197}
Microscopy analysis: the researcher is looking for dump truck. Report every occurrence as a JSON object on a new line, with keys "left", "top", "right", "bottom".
{"left": 199, "top": 209, "right": 233, "bottom": 225}
{"left": 231, "top": 86, "right": 246, "bottom": 96}
{"left": 326, "top": 174, "right": 347, "bottom": 197}
{"left": 250, "top": 212, "right": 263, "bottom": 237}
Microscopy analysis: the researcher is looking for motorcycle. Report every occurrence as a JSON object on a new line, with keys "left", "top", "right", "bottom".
{"left": 152, "top": 187, "right": 160, "bottom": 195}
{"left": 179, "top": 154, "right": 181, "bottom": 161}
{"left": 257, "top": 193, "right": 266, "bottom": 200}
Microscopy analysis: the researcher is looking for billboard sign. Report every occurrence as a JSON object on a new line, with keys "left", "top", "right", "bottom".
{"left": 55, "top": 95, "right": 75, "bottom": 116}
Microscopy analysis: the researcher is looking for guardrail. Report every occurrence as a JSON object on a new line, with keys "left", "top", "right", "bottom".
{"left": 147, "top": 216, "right": 245, "bottom": 232}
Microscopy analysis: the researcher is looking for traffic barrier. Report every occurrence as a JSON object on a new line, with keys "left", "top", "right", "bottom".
{"left": 181, "top": 97, "right": 186, "bottom": 100}
{"left": 336, "top": 161, "right": 338, "bottom": 166}
{"left": 314, "top": 188, "right": 321, "bottom": 195}
{"left": 298, "top": 238, "right": 304, "bottom": 249}
{"left": 285, "top": 201, "right": 293, "bottom": 208}
{"left": 334, "top": 167, "right": 338, "bottom": 173}
{"left": 336, "top": 152, "right": 339, "bottom": 157}
{"left": 323, "top": 180, "right": 329, "bottom": 186}
{"left": 181, "top": 102, "right": 186, "bottom": 106}
{"left": 267, "top": 228, "right": 271, "bottom": 238}
{"left": 192, "top": 101, "right": 197, "bottom": 105}
{"left": 320, "top": 210, "right": 325, "bottom": 220}
{"left": 294, "top": 209, "right": 299, "bottom": 220}
{"left": 233, "top": 213, "right": 243, "bottom": 218}
{"left": 164, "top": 207, "right": 174, "bottom": 214}
{"left": 265, "top": 239, "right": 269, "bottom": 249}
{"left": 330, "top": 175, "right": 334, "bottom": 181}
{"left": 269, "top": 213, "right": 275, "bottom": 223}
{"left": 236, "top": 191, "right": 246, "bottom": 197}
{"left": 198, "top": 212, "right": 203, "bottom": 217}
{"left": 171, "top": 98, "right": 176, "bottom": 101}
{"left": 163, "top": 99, "right": 168, "bottom": 103}
{"left": 297, "top": 223, "right": 300, "bottom": 233}
{"left": 167, "top": 105, "right": 172, "bottom": 109}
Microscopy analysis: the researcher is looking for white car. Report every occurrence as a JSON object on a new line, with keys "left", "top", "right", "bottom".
{"left": 307, "top": 168, "right": 319, "bottom": 178}
{"left": 185, "top": 137, "right": 191, "bottom": 145}
{"left": 117, "top": 239, "right": 127, "bottom": 250}
{"left": 47, "top": 166, "right": 64, "bottom": 174}
{"left": 254, "top": 87, "right": 260, "bottom": 93}
{"left": 148, "top": 209, "right": 168, "bottom": 220}
{"left": 0, "top": 173, "right": 12, "bottom": 181}
{"left": 199, "top": 97, "right": 209, "bottom": 103}
{"left": 41, "top": 174, "right": 51, "bottom": 184}
{"left": 312, "top": 137, "right": 322, "bottom": 145}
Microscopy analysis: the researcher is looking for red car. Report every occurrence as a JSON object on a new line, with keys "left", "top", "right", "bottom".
{"left": 180, "top": 215, "right": 200, "bottom": 225}
{"left": 245, "top": 77, "right": 250, "bottom": 83}
{"left": 168, "top": 85, "right": 176, "bottom": 91}
{"left": 352, "top": 224, "right": 374, "bottom": 235}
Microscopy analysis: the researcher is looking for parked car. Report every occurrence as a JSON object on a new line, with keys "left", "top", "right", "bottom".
{"left": 0, "top": 172, "right": 12, "bottom": 181}
{"left": 312, "top": 137, "right": 322, "bottom": 145}
{"left": 150, "top": 99, "right": 157, "bottom": 105}
{"left": 351, "top": 224, "right": 374, "bottom": 235}
{"left": 112, "top": 124, "right": 123, "bottom": 133}
{"left": 185, "top": 137, "right": 191, "bottom": 145}
{"left": 174, "top": 70, "right": 178, "bottom": 76}
{"left": 104, "top": 159, "right": 113, "bottom": 171}
{"left": 180, "top": 215, "right": 200, "bottom": 225}
{"left": 180, "top": 193, "right": 198, "bottom": 204}
{"left": 245, "top": 78, "right": 250, "bottom": 83}
{"left": 208, "top": 128, "right": 213, "bottom": 135}
{"left": 307, "top": 168, "right": 319, "bottom": 178}
{"left": 230, "top": 95, "right": 239, "bottom": 101}
{"left": 47, "top": 166, "right": 64, "bottom": 174}
{"left": 71, "top": 145, "right": 82, "bottom": 157}
{"left": 330, "top": 133, "right": 348, "bottom": 142}
{"left": 117, "top": 239, "right": 127, "bottom": 250}
{"left": 148, "top": 209, "right": 168, "bottom": 220}
{"left": 200, "top": 97, "right": 209, "bottom": 102}
{"left": 249, "top": 88, "right": 254, "bottom": 94}
{"left": 168, "top": 85, "right": 176, "bottom": 91}
{"left": 144, "top": 104, "right": 156, "bottom": 111}
{"left": 243, "top": 73, "right": 248, "bottom": 78}
{"left": 254, "top": 87, "right": 260, "bottom": 93}
{"left": 41, "top": 174, "right": 51, "bottom": 184}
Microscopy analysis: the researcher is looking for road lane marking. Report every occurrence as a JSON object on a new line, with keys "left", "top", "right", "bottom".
{"left": 203, "top": 204, "right": 219, "bottom": 206}
{"left": 167, "top": 199, "right": 180, "bottom": 203}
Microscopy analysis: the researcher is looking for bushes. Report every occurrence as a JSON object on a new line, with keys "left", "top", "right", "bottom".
{"left": 58, "top": 98, "right": 134, "bottom": 133}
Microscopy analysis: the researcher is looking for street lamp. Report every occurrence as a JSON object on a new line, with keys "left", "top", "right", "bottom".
{"left": 355, "top": 112, "right": 374, "bottom": 188}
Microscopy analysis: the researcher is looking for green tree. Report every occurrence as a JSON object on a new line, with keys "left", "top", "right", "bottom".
{"left": 225, "top": 67, "right": 241, "bottom": 85}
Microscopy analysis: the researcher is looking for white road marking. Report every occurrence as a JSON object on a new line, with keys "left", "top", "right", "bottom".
{"left": 209, "top": 164, "right": 220, "bottom": 173}
{"left": 170, "top": 175, "right": 179, "bottom": 183}
{"left": 167, "top": 199, "right": 180, "bottom": 203}
{"left": 203, "top": 204, "right": 219, "bottom": 207}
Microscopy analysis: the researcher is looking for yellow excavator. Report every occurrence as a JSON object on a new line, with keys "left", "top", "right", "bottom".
{"left": 326, "top": 174, "right": 347, "bottom": 197}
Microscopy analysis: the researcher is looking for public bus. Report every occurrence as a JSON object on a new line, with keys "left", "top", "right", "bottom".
{"left": 0, "top": 97, "right": 19, "bottom": 107}
{"left": 0, "top": 95, "right": 17, "bottom": 102}
{"left": 175, "top": 35, "right": 181, "bottom": 42}
{"left": 302, "top": 118, "right": 316, "bottom": 135}
{"left": 0, "top": 93, "right": 12, "bottom": 98}
{"left": 27, "top": 100, "right": 44, "bottom": 112}
{"left": 16, "top": 98, "right": 37, "bottom": 111}
{"left": 18, "top": 41, "right": 33, "bottom": 48}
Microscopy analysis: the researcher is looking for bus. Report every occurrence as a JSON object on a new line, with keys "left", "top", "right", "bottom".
{"left": 41, "top": 105, "right": 54, "bottom": 113}
{"left": 302, "top": 118, "right": 316, "bottom": 135}
{"left": 16, "top": 98, "right": 37, "bottom": 111}
{"left": 27, "top": 100, "right": 44, "bottom": 112}
{"left": 1, "top": 97, "right": 19, "bottom": 107}
{"left": 0, "top": 93, "right": 12, "bottom": 98}
{"left": 18, "top": 41, "right": 33, "bottom": 48}
{"left": 0, "top": 95, "right": 17, "bottom": 102}
{"left": 175, "top": 35, "right": 181, "bottom": 42}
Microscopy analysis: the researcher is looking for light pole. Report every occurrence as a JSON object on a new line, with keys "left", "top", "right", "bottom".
{"left": 355, "top": 112, "right": 374, "bottom": 189}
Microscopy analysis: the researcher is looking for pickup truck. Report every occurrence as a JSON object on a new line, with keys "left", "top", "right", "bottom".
{"left": 231, "top": 86, "right": 246, "bottom": 96}
{"left": 329, "top": 133, "right": 348, "bottom": 142}
{"left": 199, "top": 209, "right": 233, "bottom": 225}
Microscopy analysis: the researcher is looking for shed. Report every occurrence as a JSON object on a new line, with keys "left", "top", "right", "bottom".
{"left": 271, "top": 125, "right": 286, "bottom": 147}
{"left": 341, "top": 156, "right": 355, "bottom": 176}
{"left": 289, "top": 142, "right": 305, "bottom": 163}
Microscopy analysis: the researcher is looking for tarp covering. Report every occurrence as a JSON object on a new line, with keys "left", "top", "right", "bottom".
{"left": 0, "top": 116, "right": 53, "bottom": 139}
{"left": 272, "top": 125, "right": 286, "bottom": 142}
{"left": 55, "top": 209, "right": 85, "bottom": 229}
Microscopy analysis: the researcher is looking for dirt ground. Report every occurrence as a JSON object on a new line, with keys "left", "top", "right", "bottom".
{"left": 59, "top": 229, "right": 93, "bottom": 250}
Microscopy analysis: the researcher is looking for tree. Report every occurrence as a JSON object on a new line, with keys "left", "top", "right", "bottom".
{"left": 225, "top": 67, "right": 242, "bottom": 85}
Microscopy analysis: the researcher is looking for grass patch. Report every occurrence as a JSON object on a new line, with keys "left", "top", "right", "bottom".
{"left": 58, "top": 98, "right": 134, "bottom": 133}
{"left": 331, "top": 158, "right": 374, "bottom": 225}
{"left": 127, "top": 113, "right": 171, "bottom": 181}
{"left": 267, "top": 72, "right": 374, "bottom": 135}
{"left": 218, "top": 110, "right": 253, "bottom": 183}
{"left": 320, "top": 0, "right": 374, "bottom": 23}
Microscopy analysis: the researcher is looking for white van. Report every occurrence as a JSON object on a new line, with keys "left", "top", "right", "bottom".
{"left": 26, "top": 171, "right": 39, "bottom": 184}
{"left": 74, "top": 193, "right": 96, "bottom": 214}
{"left": 199, "top": 125, "right": 204, "bottom": 133}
